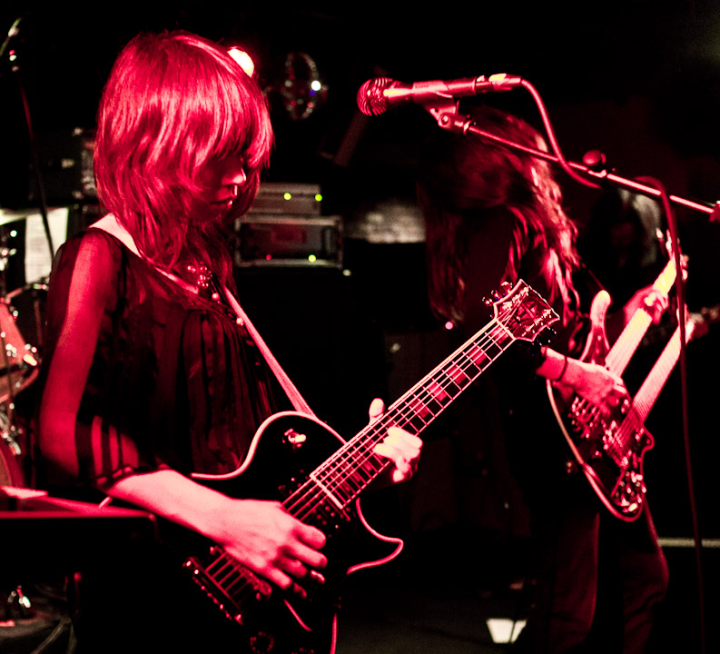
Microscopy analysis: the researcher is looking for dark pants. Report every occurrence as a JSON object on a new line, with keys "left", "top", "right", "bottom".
{"left": 515, "top": 486, "right": 669, "bottom": 653}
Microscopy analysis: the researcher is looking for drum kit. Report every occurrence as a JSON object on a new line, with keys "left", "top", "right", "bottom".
{"left": 0, "top": 223, "right": 46, "bottom": 489}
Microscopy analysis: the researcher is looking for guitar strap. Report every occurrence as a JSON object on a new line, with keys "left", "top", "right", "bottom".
{"left": 89, "top": 215, "right": 317, "bottom": 418}
{"left": 220, "top": 288, "right": 316, "bottom": 417}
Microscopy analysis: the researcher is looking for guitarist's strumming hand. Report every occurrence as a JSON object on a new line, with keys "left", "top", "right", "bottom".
{"left": 104, "top": 470, "right": 329, "bottom": 601}
{"left": 538, "top": 348, "right": 628, "bottom": 417}
{"left": 368, "top": 397, "right": 423, "bottom": 488}
{"left": 211, "top": 498, "right": 329, "bottom": 601}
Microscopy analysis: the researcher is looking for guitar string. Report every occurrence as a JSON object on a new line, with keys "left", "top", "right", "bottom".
{"left": 204, "top": 295, "right": 544, "bottom": 603}
{"left": 284, "top": 337, "right": 504, "bottom": 521}
{"left": 568, "top": 301, "right": 660, "bottom": 459}
{"left": 313, "top": 304, "right": 528, "bottom": 500}
{"left": 284, "top": 308, "right": 521, "bottom": 522}
{"left": 608, "top": 325, "right": 683, "bottom": 460}
{"left": 284, "top": 319, "right": 511, "bottom": 520}
{"left": 571, "top": 318, "right": 653, "bottom": 467}
{"left": 199, "top": 298, "right": 534, "bottom": 605}
{"left": 290, "top": 318, "right": 512, "bottom": 515}
{"left": 206, "top": 551, "right": 262, "bottom": 604}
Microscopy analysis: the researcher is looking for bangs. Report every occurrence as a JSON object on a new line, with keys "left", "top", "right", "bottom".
{"left": 94, "top": 30, "right": 274, "bottom": 273}
{"left": 161, "top": 36, "right": 273, "bottom": 180}
{"left": 202, "top": 64, "right": 273, "bottom": 171}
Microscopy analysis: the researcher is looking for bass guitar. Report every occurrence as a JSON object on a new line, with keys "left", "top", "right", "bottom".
{"left": 177, "top": 279, "right": 558, "bottom": 654}
{"left": 546, "top": 254, "right": 680, "bottom": 521}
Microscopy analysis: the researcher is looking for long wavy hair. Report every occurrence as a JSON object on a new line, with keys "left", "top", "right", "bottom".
{"left": 94, "top": 31, "right": 274, "bottom": 283}
{"left": 416, "top": 105, "right": 580, "bottom": 324}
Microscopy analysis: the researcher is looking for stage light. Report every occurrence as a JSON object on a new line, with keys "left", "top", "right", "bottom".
{"left": 227, "top": 47, "right": 255, "bottom": 77}
{"left": 271, "top": 51, "right": 328, "bottom": 121}
{"left": 487, "top": 618, "right": 526, "bottom": 644}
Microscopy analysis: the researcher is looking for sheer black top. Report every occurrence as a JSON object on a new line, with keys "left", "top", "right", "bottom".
{"left": 38, "top": 228, "right": 278, "bottom": 490}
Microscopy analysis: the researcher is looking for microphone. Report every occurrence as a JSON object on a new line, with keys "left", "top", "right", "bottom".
{"left": 357, "top": 73, "right": 522, "bottom": 116}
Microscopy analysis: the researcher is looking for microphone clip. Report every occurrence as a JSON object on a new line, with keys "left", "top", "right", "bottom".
{"left": 423, "top": 97, "right": 475, "bottom": 135}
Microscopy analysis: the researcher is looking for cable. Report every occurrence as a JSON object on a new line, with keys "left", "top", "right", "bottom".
{"left": 519, "top": 79, "right": 601, "bottom": 190}
{"left": 641, "top": 176, "right": 706, "bottom": 654}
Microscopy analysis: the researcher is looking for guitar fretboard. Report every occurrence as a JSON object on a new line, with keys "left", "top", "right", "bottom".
{"left": 631, "top": 318, "right": 694, "bottom": 424}
{"left": 606, "top": 258, "right": 676, "bottom": 376}
{"left": 297, "top": 318, "right": 515, "bottom": 512}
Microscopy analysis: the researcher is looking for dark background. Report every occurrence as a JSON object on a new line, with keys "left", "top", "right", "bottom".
{"left": 1, "top": 2, "right": 720, "bottom": 651}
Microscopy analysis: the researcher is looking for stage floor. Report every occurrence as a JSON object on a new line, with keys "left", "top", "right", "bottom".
{"left": 0, "top": 528, "right": 715, "bottom": 653}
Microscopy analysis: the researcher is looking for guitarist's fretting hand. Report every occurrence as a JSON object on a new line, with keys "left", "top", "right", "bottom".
{"left": 368, "top": 397, "right": 423, "bottom": 487}
{"left": 621, "top": 287, "right": 670, "bottom": 326}
{"left": 606, "top": 286, "right": 671, "bottom": 343}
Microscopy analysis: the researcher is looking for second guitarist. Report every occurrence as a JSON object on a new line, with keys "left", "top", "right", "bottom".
{"left": 416, "top": 104, "right": 669, "bottom": 653}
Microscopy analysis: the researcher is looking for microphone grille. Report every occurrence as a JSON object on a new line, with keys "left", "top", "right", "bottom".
{"left": 356, "top": 77, "right": 394, "bottom": 116}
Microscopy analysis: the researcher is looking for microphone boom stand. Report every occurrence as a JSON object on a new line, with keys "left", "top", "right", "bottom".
{"left": 2, "top": 20, "right": 55, "bottom": 263}
{"left": 424, "top": 95, "right": 709, "bottom": 654}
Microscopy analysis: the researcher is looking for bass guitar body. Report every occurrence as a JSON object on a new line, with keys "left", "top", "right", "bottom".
{"left": 547, "top": 291, "right": 653, "bottom": 521}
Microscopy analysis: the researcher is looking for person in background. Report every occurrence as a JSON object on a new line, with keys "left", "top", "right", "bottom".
{"left": 416, "top": 104, "right": 668, "bottom": 653}
{"left": 36, "top": 30, "right": 421, "bottom": 653}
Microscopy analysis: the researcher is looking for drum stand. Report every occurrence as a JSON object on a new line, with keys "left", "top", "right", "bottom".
{"left": 0, "top": 227, "right": 40, "bottom": 487}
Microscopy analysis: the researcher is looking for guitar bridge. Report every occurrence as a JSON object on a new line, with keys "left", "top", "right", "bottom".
{"left": 183, "top": 548, "right": 272, "bottom": 625}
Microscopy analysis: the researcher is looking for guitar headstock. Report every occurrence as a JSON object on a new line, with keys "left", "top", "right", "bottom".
{"left": 489, "top": 280, "right": 560, "bottom": 343}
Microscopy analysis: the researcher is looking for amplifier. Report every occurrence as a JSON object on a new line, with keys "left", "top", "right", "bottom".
{"left": 27, "top": 128, "right": 97, "bottom": 205}
{"left": 248, "top": 182, "right": 323, "bottom": 216}
{"left": 234, "top": 214, "right": 342, "bottom": 267}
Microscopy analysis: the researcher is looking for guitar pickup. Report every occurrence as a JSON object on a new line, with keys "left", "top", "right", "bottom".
{"left": 182, "top": 552, "right": 272, "bottom": 626}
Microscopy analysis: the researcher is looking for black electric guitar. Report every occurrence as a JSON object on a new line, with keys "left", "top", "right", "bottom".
{"left": 546, "top": 254, "right": 680, "bottom": 521}
{"left": 174, "top": 280, "right": 558, "bottom": 654}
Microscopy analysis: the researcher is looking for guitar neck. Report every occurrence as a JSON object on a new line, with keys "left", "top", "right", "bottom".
{"left": 304, "top": 317, "right": 516, "bottom": 510}
{"left": 631, "top": 317, "right": 694, "bottom": 423}
{"left": 605, "top": 310, "right": 654, "bottom": 375}
{"left": 605, "top": 258, "right": 676, "bottom": 376}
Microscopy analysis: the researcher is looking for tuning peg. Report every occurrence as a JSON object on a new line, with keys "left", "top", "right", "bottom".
{"left": 482, "top": 281, "right": 513, "bottom": 306}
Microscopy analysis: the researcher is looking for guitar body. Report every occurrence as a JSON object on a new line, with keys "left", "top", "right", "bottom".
{"left": 180, "top": 411, "right": 401, "bottom": 654}
{"left": 547, "top": 291, "right": 654, "bottom": 521}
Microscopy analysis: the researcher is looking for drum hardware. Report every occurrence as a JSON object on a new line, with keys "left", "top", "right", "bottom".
{"left": 1, "top": 403, "right": 24, "bottom": 457}
{"left": 0, "top": 245, "right": 17, "bottom": 272}
{"left": 4, "top": 585, "right": 32, "bottom": 621}
{"left": 0, "top": 228, "right": 45, "bottom": 481}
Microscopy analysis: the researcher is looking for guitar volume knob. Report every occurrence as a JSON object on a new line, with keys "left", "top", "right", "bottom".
{"left": 249, "top": 631, "right": 275, "bottom": 653}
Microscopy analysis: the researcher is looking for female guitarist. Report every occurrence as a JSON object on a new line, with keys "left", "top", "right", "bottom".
{"left": 416, "top": 105, "right": 669, "bottom": 653}
{"left": 35, "top": 31, "right": 421, "bottom": 654}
